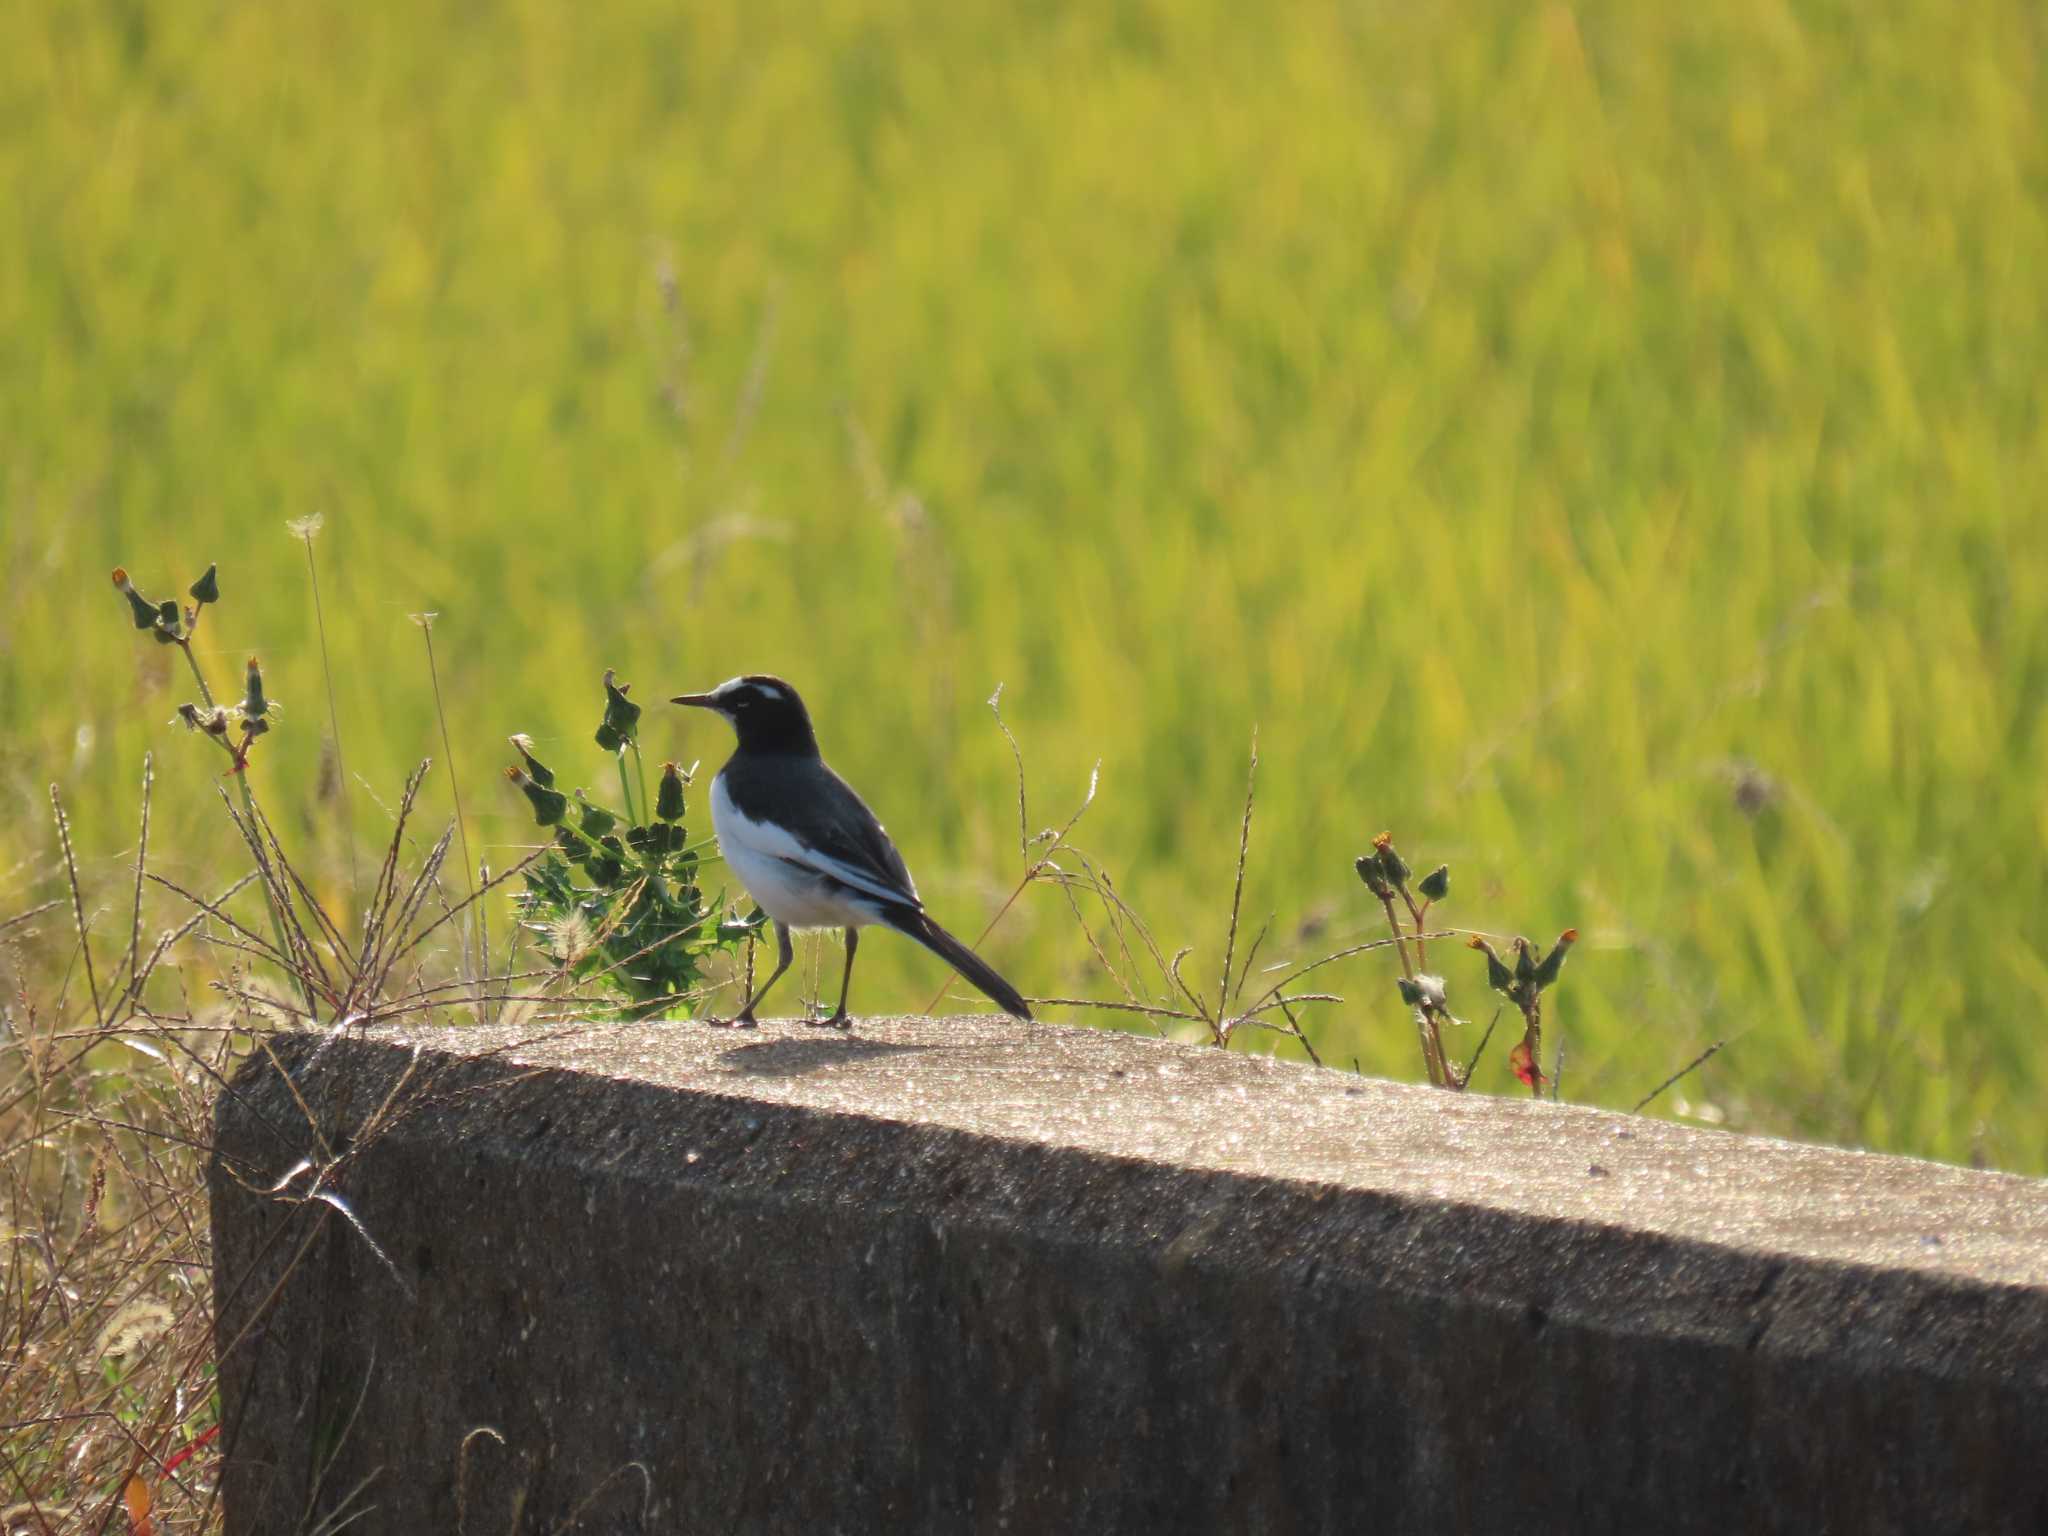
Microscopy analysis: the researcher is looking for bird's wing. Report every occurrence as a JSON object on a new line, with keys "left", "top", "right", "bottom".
{"left": 725, "top": 759, "right": 922, "bottom": 911}
{"left": 794, "top": 766, "right": 921, "bottom": 908}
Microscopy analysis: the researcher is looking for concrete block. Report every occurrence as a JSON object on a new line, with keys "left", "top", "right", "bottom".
{"left": 210, "top": 1017, "right": 2048, "bottom": 1533}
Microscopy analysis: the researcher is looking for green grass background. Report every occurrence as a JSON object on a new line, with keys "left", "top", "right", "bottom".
{"left": 3, "top": 0, "right": 2043, "bottom": 1167}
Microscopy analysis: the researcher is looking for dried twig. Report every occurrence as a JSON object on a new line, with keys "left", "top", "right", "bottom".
{"left": 1631, "top": 1040, "right": 1727, "bottom": 1115}
{"left": 49, "top": 784, "right": 103, "bottom": 1028}
{"left": 1214, "top": 730, "right": 1258, "bottom": 1039}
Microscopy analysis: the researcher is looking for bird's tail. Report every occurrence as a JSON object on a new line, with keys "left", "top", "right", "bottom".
{"left": 895, "top": 909, "right": 1032, "bottom": 1019}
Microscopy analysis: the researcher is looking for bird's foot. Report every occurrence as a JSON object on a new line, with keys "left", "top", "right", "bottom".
{"left": 704, "top": 1013, "right": 759, "bottom": 1030}
{"left": 807, "top": 1012, "right": 852, "bottom": 1031}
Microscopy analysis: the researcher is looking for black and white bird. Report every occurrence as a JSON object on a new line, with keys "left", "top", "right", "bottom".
{"left": 671, "top": 675, "right": 1031, "bottom": 1027}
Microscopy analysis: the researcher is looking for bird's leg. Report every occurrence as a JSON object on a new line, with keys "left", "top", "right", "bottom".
{"left": 720, "top": 921, "right": 794, "bottom": 1028}
{"left": 816, "top": 927, "right": 858, "bottom": 1030}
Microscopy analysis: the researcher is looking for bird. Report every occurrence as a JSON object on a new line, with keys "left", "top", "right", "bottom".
{"left": 671, "top": 674, "right": 1032, "bottom": 1027}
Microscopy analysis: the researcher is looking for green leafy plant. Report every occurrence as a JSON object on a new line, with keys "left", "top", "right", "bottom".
{"left": 1357, "top": 831, "right": 1577, "bottom": 1096}
{"left": 110, "top": 562, "right": 315, "bottom": 1016}
{"left": 507, "top": 672, "right": 762, "bottom": 1018}
{"left": 113, "top": 563, "right": 275, "bottom": 772}
{"left": 1468, "top": 926, "right": 1577, "bottom": 1097}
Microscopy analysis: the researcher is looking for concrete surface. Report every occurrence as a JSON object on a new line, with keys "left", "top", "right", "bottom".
{"left": 211, "top": 1016, "right": 2048, "bottom": 1533}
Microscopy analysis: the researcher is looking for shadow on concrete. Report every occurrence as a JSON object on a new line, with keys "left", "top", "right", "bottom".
{"left": 716, "top": 1035, "right": 931, "bottom": 1077}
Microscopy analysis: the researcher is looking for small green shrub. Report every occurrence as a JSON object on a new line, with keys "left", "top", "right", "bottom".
{"left": 506, "top": 672, "right": 762, "bottom": 1018}
{"left": 1357, "top": 832, "right": 1577, "bottom": 1095}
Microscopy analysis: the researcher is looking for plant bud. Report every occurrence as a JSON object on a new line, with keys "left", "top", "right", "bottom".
{"left": 1513, "top": 936, "right": 1537, "bottom": 983}
{"left": 508, "top": 734, "right": 555, "bottom": 788}
{"left": 1396, "top": 976, "right": 1423, "bottom": 1006}
{"left": 507, "top": 766, "right": 568, "bottom": 826}
{"left": 1533, "top": 928, "right": 1578, "bottom": 989}
{"left": 1417, "top": 865, "right": 1450, "bottom": 902}
{"left": 1372, "top": 832, "right": 1410, "bottom": 888}
{"left": 188, "top": 564, "right": 220, "bottom": 605}
{"left": 656, "top": 761, "right": 686, "bottom": 821}
{"left": 241, "top": 658, "right": 269, "bottom": 720}
{"left": 1468, "top": 936, "right": 1515, "bottom": 993}
{"left": 152, "top": 600, "right": 182, "bottom": 641}
{"left": 1354, "top": 854, "right": 1391, "bottom": 898}
{"left": 113, "top": 569, "right": 159, "bottom": 630}
{"left": 597, "top": 669, "right": 642, "bottom": 750}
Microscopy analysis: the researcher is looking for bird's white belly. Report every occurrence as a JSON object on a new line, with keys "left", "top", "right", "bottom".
{"left": 710, "top": 775, "right": 879, "bottom": 930}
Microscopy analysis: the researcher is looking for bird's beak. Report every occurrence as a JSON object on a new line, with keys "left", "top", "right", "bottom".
{"left": 670, "top": 691, "right": 718, "bottom": 709}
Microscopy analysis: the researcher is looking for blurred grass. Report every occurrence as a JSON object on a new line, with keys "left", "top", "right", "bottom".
{"left": 2, "top": 0, "right": 2044, "bottom": 1166}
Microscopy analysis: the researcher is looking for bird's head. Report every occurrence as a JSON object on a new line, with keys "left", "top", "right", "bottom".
{"left": 671, "top": 675, "right": 818, "bottom": 755}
